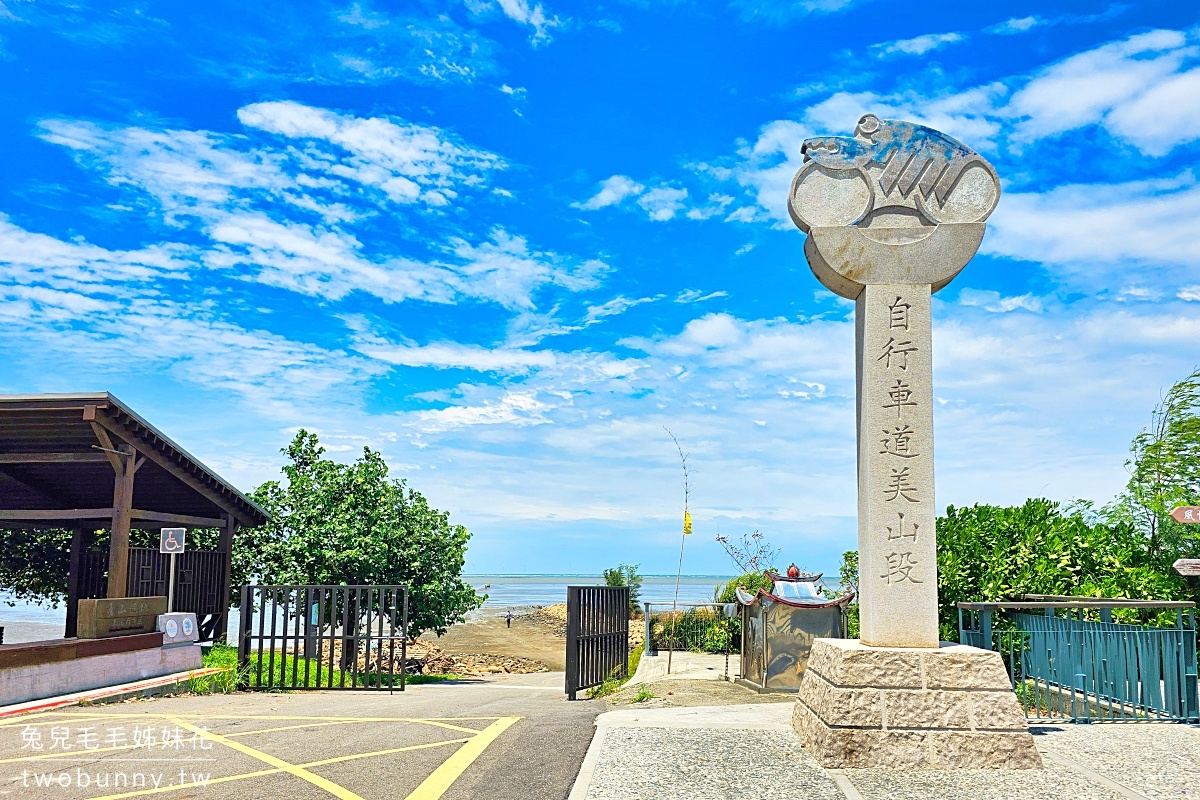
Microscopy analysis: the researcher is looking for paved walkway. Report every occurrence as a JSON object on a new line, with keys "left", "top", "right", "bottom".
{"left": 631, "top": 652, "right": 738, "bottom": 683}
{"left": 573, "top": 702, "right": 1200, "bottom": 800}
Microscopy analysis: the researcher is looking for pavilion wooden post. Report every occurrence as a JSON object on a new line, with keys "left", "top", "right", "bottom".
{"left": 106, "top": 444, "right": 138, "bottom": 599}
{"left": 65, "top": 523, "right": 84, "bottom": 638}
{"left": 214, "top": 514, "right": 238, "bottom": 641}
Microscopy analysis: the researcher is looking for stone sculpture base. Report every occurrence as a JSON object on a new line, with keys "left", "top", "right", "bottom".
{"left": 792, "top": 638, "right": 1043, "bottom": 769}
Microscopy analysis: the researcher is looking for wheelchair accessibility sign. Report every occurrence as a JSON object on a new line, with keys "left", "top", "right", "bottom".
{"left": 159, "top": 527, "right": 186, "bottom": 554}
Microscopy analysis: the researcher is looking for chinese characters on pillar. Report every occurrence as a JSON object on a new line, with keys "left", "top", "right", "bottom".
{"left": 879, "top": 294, "right": 924, "bottom": 586}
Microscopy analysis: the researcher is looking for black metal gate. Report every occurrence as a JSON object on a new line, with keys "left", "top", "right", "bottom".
{"left": 565, "top": 586, "right": 629, "bottom": 700}
{"left": 238, "top": 585, "right": 408, "bottom": 691}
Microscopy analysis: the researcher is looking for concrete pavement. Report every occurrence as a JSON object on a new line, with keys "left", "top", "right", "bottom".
{"left": 0, "top": 671, "right": 601, "bottom": 800}
{"left": 571, "top": 699, "right": 1200, "bottom": 800}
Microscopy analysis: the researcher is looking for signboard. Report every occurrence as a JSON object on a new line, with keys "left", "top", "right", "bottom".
{"left": 1173, "top": 559, "right": 1200, "bottom": 577}
{"left": 159, "top": 527, "right": 186, "bottom": 554}
{"left": 77, "top": 597, "right": 168, "bottom": 639}
{"left": 157, "top": 612, "right": 199, "bottom": 645}
{"left": 1169, "top": 506, "right": 1200, "bottom": 524}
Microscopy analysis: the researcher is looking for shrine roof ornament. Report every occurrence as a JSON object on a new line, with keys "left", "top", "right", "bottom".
{"left": 788, "top": 115, "right": 1001, "bottom": 300}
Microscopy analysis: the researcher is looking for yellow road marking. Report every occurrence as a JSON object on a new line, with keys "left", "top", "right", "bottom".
{"left": 0, "top": 718, "right": 483, "bottom": 764}
{"left": 43, "top": 712, "right": 499, "bottom": 723}
{"left": 9, "top": 712, "right": 520, "bottom": 800}
{"left": 404, "top": 719, "right": 484, "bottom": 736}
{"left": 301, "top": 738, "right": 469, "bottom": 769}
{"left": 404, "top": 717, "right": 520, "bottom": 800}
{"left": 84, "top": 738, "right": 470, "bottom": 800}
{"left": 0, "top": 711, "right": 80, "bottom": 728}
{"left": 158, "top": 716, "right": 364, "bottom": 800}
{"left": 223, "top": 720, "right": 369, "bottom": 738}
{"left": 0, "top": 741, "right": 145, "bottom": 765}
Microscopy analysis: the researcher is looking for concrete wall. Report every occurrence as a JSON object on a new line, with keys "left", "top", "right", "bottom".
{"left": 0, "top": 644, "right": 201, "bottom": 707}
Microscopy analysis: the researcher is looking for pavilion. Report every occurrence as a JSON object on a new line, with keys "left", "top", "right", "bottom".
{"left": 0, "top": 393, "right": 268, "bottom": 641}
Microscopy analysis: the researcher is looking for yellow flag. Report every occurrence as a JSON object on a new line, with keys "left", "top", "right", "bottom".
{"left": 683, "top": 509, "right": 693, "bottom": 535}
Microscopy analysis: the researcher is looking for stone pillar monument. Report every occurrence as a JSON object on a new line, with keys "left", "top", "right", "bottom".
{"left": 787, "top": 115, "right": 1042, "bottom": 769}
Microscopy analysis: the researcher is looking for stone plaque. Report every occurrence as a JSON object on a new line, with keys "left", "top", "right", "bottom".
{"left": 76, "top": 596, "right": 168, "bottom": 639}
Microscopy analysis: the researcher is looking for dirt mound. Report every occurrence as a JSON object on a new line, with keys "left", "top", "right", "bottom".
{"left": 523, "top": 604, "right": 568, "bottom": 637}
{"left": 522, "top": 603, "right": 645, "bottom": 651}
{"left": 406, "top": 638, "right": 550, "bottom": 675}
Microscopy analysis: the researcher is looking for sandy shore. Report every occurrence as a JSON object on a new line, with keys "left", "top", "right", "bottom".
{"left": 0, "top": 620, "right": 64, "bottom": 644}
{"left": 435, "top": 607, "right": 567, "bottom": 671}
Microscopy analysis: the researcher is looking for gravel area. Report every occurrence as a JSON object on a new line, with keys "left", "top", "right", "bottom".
{"left": 844, "top": 767, "right": 1128, "bottom": 800}
{"left": 580, "top": 704, "right": 1200, "bottom": 800}
{"left": 585, "top": 727, "right": 845, "bottom": 800}
{"left": 1031, "top": 724, "right": 1200, "bottom": 800}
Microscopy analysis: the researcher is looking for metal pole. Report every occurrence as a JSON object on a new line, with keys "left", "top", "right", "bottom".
{"left": 168, "top": 552, "right": 176, "bottom": 613}
{"left": 668, "top": 526, "right": 686, "bottom": 675}
{"left": 644, "top": 602, "right": 654, "bottom": 656}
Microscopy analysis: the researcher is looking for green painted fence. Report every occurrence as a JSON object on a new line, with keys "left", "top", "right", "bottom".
{"left": 959, "top": 598, "right": 1198, "bottom": 723}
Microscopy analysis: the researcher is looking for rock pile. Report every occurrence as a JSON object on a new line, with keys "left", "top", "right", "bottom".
{"left": 405, "top": 638, "right": 549, "bottom": 675}
{"left": 524, "top": 604, "right": 568, "bottom": 637}
{"left": 522, "top": 603, "right": 645, "bottom": 651}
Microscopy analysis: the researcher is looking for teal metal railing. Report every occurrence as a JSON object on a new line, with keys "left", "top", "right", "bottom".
{"left": 959, "top": 597, "right": 1199, "bottom": 723}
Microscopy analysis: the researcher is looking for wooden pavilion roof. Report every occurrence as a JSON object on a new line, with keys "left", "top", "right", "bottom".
{"left": 0, "top": 393, "right": 267, "bottom": 528}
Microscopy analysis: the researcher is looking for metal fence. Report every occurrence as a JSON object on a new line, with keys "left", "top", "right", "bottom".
{"left": 644, "top": 602, "right": 739, "bottom": 656}
{"left": 959, "top": 598, "right": 1198, "bottom": 723}
{"left": 127, "top": 548, "right": 227, "bottom": 617}
{"left": 565, "top": 586, "right": 629, "bottom": 700}
{"left": 239, "top": 585, "right": 408, "bottom": 691}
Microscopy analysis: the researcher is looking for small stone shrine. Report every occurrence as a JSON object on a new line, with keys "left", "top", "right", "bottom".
{"left": 787, "top": 115, "right": 1042, "bottom": 768}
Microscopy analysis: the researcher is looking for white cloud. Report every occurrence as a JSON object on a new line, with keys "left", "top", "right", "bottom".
{"left": 354, "top": 336, "right": 557, "bottom": 373}
{"left": 718, "top": 27, "right": 1200, "bottom": 240}
{"left": 1005, "top": 29, "right": 1192, "bottom": 144}
{"left": 0, "top": 217, "right": 376, "bottom": 415}
{"left": 573, "top": 175, "right": 645, "bottom": 210}
{"left": 1179, "top": 287, "right": 1200, "bottom": 302}
{"left": 685, "top": 193, "right": 734, "bottom": 220}
{"left": 1104, "top": 67, "right": 1200, "bottom": 156}
{"left": 575, "top": 176, "right": 704, "bottom": 222}
{"left": 584, "top": 295, "right": 656, "bottom": 324}
{"left": 38, "top": 106, "right": 602, "bottom": 312}
{"left": 871, "top": 32, "right": 965, "bottom": 58}
{"left": 728, "top": 0, "right": 860, "bottom": 23}
{"left": 986, "top": 16, "right": 1042, "bottom": 34}
{"left": 637, "top": 186, "right": 688, "bottom": 221}
{"left": 0, "top": 215, "right": 193, "bottom": 294}
{"left": 448, "top": 228, "right": 608, "bottom": 310}
{"left": 675, "top": 289, "right": 729, "bottom": 303}
{"left": 984, "top": 174, "right": 1200, "bottom": 284}
{"left": 237, "top": 100, "right": 505, "bottom": 205}
{"left": 957, "top": 289, "right": 1043, "bottom": 313}
{"left": 492, "top": 0, "right": 563, "bottom": 45}
{"left": 41, "top": 102, "right": 507, "bottom": 224}
{"left": 414, "top": 390, "right": 554, "bottom": 431}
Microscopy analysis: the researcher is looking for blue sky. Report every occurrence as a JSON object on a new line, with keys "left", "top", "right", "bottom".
{"left": 2, "top": 0, "right": 1199, "bottom": 576}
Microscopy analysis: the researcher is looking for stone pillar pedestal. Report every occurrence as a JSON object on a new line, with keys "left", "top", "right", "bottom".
{"left": 792, "top": 638, "right": 1042, "bottom": 769}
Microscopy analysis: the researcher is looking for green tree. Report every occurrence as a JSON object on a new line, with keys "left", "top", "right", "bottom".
{"left": 937, "top": 499, "right": 1186, "bottom": 637}
{"left": 1106, "top": 368, "right": 1200, "bottom": 559}
{"left": 836, "top": 550, "right": 860, "bottom": 637}
{"left": 603, "top": 564, "right": 643, "bottom": 614}
{"left": 714, "top": 570, "right": 775, "bottom": 603}
{"left": 0, "top": 527, "right": 71, "bottom": 607}
{"left": 243, "top": 430, "right": 483, "bottom": 636}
